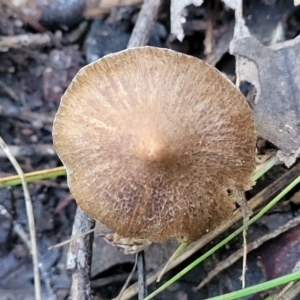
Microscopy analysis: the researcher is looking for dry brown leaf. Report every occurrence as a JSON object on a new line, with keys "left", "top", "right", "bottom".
{"left": 230, "top": 11, "right": 300, "bottom": 167}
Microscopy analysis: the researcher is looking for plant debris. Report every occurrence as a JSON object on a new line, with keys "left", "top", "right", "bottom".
{"left": 0, "top": 0, "right": 300, "bottom": 299}
{"left": 231, "top": 5, "right": 300, "bottom": 167}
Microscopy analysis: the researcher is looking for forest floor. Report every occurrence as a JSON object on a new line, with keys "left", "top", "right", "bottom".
{"left": 0, "top": 0, "right": 300, "bottom": 299}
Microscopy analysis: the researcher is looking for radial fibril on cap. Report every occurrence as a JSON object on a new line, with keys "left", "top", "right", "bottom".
{"left": 53, "top": 46, "right": 256, "bottom": 243}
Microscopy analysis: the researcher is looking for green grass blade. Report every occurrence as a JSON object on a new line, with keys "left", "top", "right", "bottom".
{"left": 252, "top": 155, "right": 279, "bottom": 182}
{"left": 0, "top": 166, "right": 66, "bottom": 188}
{"left": 207, "top": 271, "right": 300, "bottom": 300}
{"left": 144, "top": 174, "right": 300, "bottom": 300}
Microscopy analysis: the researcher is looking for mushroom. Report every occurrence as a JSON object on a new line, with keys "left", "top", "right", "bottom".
{"left": 53, "top": 46, "right": 256, "bottom": 243}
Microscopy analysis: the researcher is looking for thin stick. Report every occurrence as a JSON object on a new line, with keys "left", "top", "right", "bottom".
{"left": 0, "top": 144, "right": 56, "bottom": 158}
{"left": 0, "top": 203, "right": 31, "bottom": 249}
{"left": 116, "top": 254, "right": 139, "bottom": 300}
{"left": 195, "top": 214, "right": 300, "bottom": 290}
{"left": 67, "top": 207, "right": 95, "bottom": 300}
{"left": 237, "top": 193, "right": 252, "bottom": 289}
{"left": 49, "top": 227, "right": 96, "bottom": 250}
{"left": 137, "top": 251, "right": 147, "bottom": 299}
{"left": 241, "top": 229, "right": 247, "bottom": 288}
{"left": 274, "top": 280, "right": 300, "bottom": 300}
{"left": 0, "top": 79, "right": 19, "bottom": 101}
{"left": 0, "top": 33, "right": 51, "bottom": 51}
{"left": 127, "top": 0, "right": 162, "bottom": 48}
{"left": 0, "top": 136, "right": 41, "bottom": 300}
{"left": 1, "top": 0, "right": 46, "bottom": 32}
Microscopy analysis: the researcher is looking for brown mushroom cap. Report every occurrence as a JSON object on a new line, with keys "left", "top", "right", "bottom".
{"left": 53, "top": 46, "right": 256, "bottom": 242}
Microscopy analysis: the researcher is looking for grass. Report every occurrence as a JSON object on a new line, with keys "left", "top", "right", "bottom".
{"left": 144, "top": 169, "right": 300, "bottom": 299}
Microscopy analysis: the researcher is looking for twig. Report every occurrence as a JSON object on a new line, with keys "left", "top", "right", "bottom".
{"left": 1, "top": 0, "right": 46, "bottom": 33}
{"left": 116, "top": 255, "right": 139, "bottom": 300}
{"left": 0, "top": 33, "right": 52, "bottom": 51}
{"left": 63, "top": 21, "right": 89, "bottom": 44}
{"left": 0, "top": 136, "right": 41, "bottom": 300}
{"left": 84, "top": 0, "right": 142, "bottom": 18}
{"left": 274, "top": 281, "right": 295, "bottom": 300}
{"left": 195, "top": 213, "right": 300, "bottom": 290}
{"left": 49, "top": 227, "right": 96, "bottom": 250}
{"left": 137, "top": 251, "right": 147, "bottom": 299}
{"left": 117, "top": 162, "right": 300, "bottom": 300}
{"left": 273, "top": 261, "right": 300, "bottom": 299}
{"left": 206, "top": 21, "right": 234, "bottom": 66}
{"left": 92, "top": 273, "right": 137, "bottom": 289}
{"left": 0, "top": 105, "right": 54, "bottom": 128}
{"left": 0, "top": 80, "right": 19, "bottom": 101}
{"left": 127, "top": 0, "right": 162, "bottom": 48}
{"left": 236, "top": 192, "right": 252, "bottom": 289}
{"left": 241, "top": 228, "right": 247, "bottom": 288}
{"left": 274, "top": 280, "right": 300, "bottom": 300}
{"left": 66, "top": 207, "right": 95, "bottom": 300}
{"left": 203, "top": 1, "right": 213, "bottom": 55}
{"left": 0, "top": 144, "right": 56, "bottom": 158}
{"left": 0, "top": 203, "right": 31, "bottom": 249}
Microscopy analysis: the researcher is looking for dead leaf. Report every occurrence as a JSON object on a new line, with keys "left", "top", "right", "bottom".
{"left": 230, "top": 12, "right": 300, "bottom": 167}
{"left": 170, "top": 0, "right": 204, "bottom": 41}
{"left": 170, "top": 0, "right": 238, "bottom": 41}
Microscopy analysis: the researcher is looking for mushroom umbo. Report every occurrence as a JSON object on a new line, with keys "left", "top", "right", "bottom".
{"left": 53, "top": 46, "right": 256, "bottom": 243}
